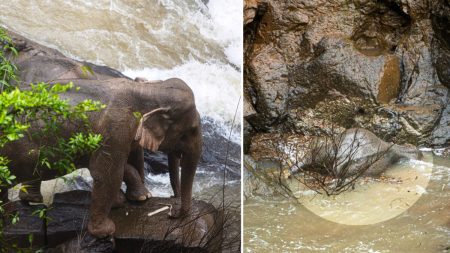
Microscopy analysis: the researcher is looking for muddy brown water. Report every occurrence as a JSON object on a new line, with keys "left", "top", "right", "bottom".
{"left": 244, "top": 153, "right": 450, "bottom": 252}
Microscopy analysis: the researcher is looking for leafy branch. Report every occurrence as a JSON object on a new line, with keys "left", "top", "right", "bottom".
{"left": 0, "top": 27, "right": 104, "bottom": 252}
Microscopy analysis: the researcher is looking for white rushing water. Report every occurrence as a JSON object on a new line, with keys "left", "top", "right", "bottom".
{"left": 0, "top": 0, "right": 242, "bottom": 142}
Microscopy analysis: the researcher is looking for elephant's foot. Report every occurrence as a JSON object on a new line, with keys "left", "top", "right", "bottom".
{"left": 112, "top": 191, "right": 126, "bottom": 208}
{"left": 81, "top": 232, "right": 114, "bottom": 252}
{"left": 168, "top": 206, "right": 190, "bottom": 219}
{"left": 88, "top": 217, "right": 115, "bottom": 238}
{"left": 126, "top": 186, "right": 151, "bottom": 202}
{"left": 19, "top": 189, "right": 43, "bottom": 203}
{"left": 124, "top": 163, "right": 151, "bottom": 201}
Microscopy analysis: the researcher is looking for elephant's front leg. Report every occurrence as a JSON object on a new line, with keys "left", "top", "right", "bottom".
{"left": 87, "top": 151, "right": 127, "bottom": 238}
{"left": 170, "top": 148, "right": 200, "bottom": 218}
{"left": 168, "top": 152, "right": 180, "bottom": 198}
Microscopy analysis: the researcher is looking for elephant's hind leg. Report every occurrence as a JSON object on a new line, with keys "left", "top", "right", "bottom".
{"left": 88, "top": 151, "right": 126, "bottom": 238}
{"left": 19, "top": 180, "right": 43, "bottom": 203}
{"left": 124, "top": 163, "right": 151, "bottom": 201}
{"left": 127, "top": 143, "right": 145, "bottom": 182}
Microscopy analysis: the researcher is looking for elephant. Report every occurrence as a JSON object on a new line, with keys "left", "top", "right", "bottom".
{"left": 0, "top": 77, "right": 202, "bottom": 238}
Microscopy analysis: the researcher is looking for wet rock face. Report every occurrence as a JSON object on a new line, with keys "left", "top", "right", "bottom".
{"left": 244, "top": 0, "right": 450, "bottom": 148}
{"left": 200, "top": 119, "right": 241, "bottom": 178}
{"left": 431, "top": 0, "right": 450, "bottom": 89}
{"left": 291, "top": 36, "right": 400, "bottom": 107}
{"left": 244, "top": 0, "right": 259, "bottom": 25}
{"left": 248, "top": 45, "right": 289, "bottom": 129}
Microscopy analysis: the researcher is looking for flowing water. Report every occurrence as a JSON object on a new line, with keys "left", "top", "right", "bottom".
{"left": 0, "top": 0, "right": 241, "bottom": 250}
{"left": 0, "top": 0, "right": 242, "bottom": 135}
{"left": 245, "top": 153, "right": 450, "bottom": 252}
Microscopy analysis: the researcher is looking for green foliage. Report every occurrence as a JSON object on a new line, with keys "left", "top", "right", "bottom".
{"left": 0, "top": 28, "right": 18, "bottom": 90}
{"left": 0, "top": 27, "right": 104, "bottom": 251}
{"left": 80, "top": 64, "right": 94, "bottom": 77}
{"left": 0, "top": 157, "right": 15, "bottom": 185}
{"left": 39, "top": 132, "right": 102, "bottom": 174}
{"left": 0, "top": 82, "right": 104, "bottom": 182}
{"left": 133, "top": 111, "right": 142, "bottom": 120}
{"left": 32, "top": 207, "right": 51, "bottom": 225}
{"left": 0, "top": 83, "right": 103, "bottom": 147}
{"left": 10, "top": 212, "right": 19, "bottom": 225}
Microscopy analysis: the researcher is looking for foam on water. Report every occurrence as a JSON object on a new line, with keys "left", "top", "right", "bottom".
{"left": 206, "top": 0, "right": 242, "bottom": 67}
{"left": 144, "top": 173, "right": 172, "bottom": 197}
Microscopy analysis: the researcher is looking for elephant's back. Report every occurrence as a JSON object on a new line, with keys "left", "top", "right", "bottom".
{"left": 140, "top": 78, "right": 196, "bottom": 113}
{"left": 163, "top": 78, "right": 193, "bottom": 93}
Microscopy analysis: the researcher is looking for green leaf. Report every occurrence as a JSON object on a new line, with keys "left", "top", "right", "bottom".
{"left": 80, "top": 65, "right": 95, "bottom": 77}
{"left": 28, "top": 233, "right": 33, "bottom": 244}
{"left": 133, "top": 111, "right": 142, "bottom": 120}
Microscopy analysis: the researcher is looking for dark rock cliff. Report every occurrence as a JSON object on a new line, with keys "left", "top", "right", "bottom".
{"left": 244, "top": 0, "right": 450, "bottom": 151}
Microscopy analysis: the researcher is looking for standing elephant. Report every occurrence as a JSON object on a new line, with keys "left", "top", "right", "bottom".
{"left": 1, "top": 77, "right": 202, "bottom": 238}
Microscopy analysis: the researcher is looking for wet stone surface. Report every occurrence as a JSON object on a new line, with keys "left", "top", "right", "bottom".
{"left": 111, "top": 197, "right": 222, "bottom": 253}
{"left": 4, "top": 191, "right": 222, "bottom": 252}
{"left": 2, "top": 201, "right": 46, "bottom": 249}
{"left": 47, "top": 191, "right": 91, "bottom": 247}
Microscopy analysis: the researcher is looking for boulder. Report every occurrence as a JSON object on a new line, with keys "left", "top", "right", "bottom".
{"left": 110, "top": 197, "right": 222, "bottom": 253}
{"left": 7, "top": 30, "right": 129, "bottom": 84}
{"left": 245, "top": 129, "right": 422, "bottom": 188}
{"left": 5, "top": 190, "right": 222, "bottom": 252}
{"left": 243, "top": 156, "right": 281, "bottom": 200}
{"left": 244, "top": 0, "right": 259, "bottom": 25}
{"left": 304, "top": 128, "right": 422, "bottom": 176}
{"left": 46, "top": 191, "right": 91, "bottom": 247}
{"left": 431, "top": 104, "right": 450, "bottom": 147}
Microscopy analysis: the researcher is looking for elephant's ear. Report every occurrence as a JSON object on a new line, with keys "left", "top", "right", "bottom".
{"left": 135, "top": 107, "right": 171, "bottom": 151}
